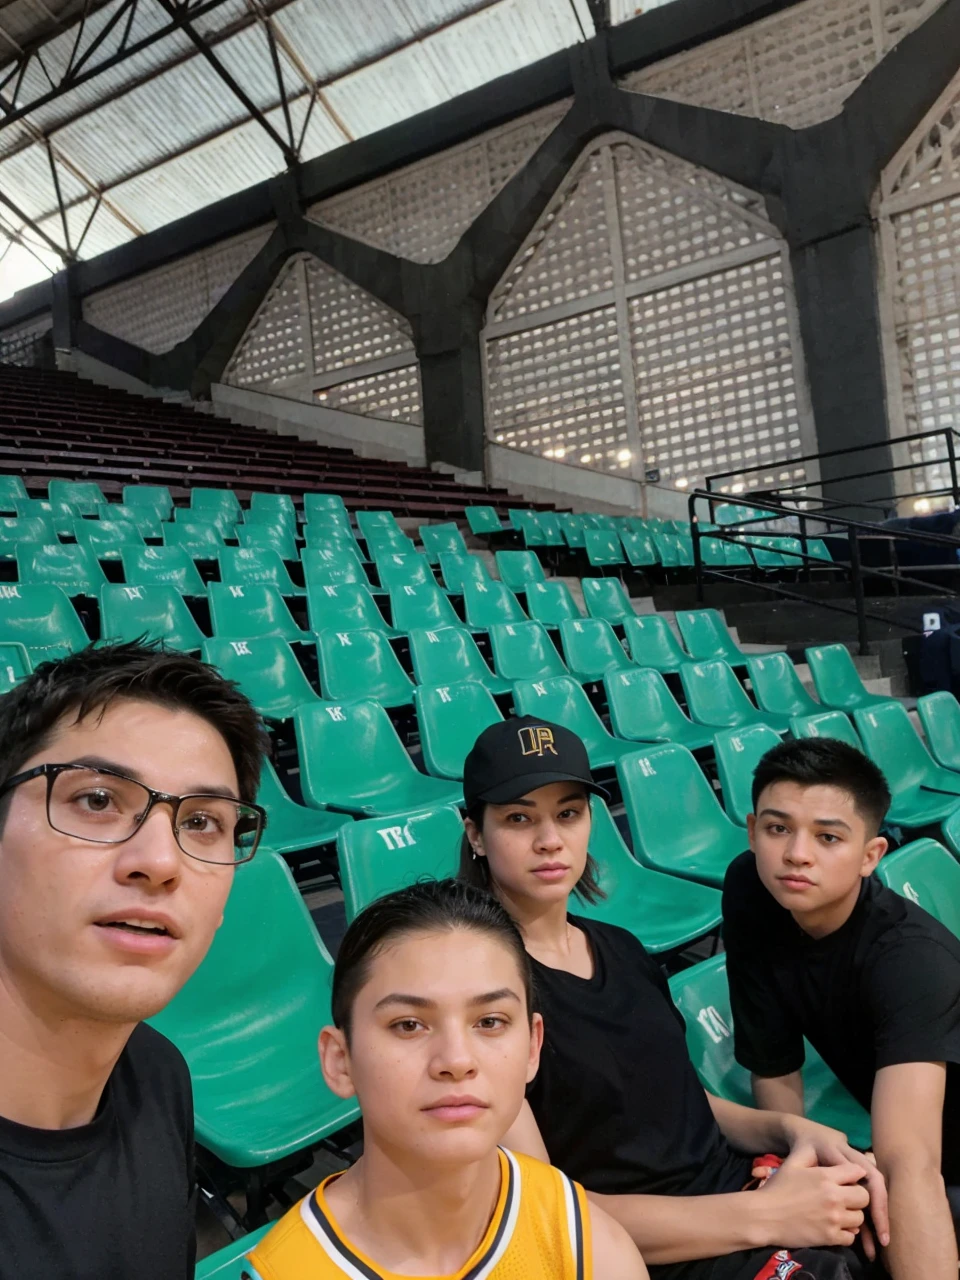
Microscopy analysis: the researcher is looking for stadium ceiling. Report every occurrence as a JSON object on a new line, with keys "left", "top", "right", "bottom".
{"left": 0, "top": 0, "right": 674, "bottom": 302}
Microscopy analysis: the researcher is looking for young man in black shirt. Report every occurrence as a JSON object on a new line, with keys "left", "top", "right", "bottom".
{"left": 0, "top": 642, "right": 269, "bottom": 1280}
{"left": 723, "top": 736, "right": 960, "bottom": 1280}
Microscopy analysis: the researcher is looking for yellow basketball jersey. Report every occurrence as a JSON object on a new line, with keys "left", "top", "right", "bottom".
{"left": 243, "top": 1148, "right": 591, "bottom": 1280}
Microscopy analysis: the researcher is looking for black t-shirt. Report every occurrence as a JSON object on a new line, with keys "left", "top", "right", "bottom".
{"left": 0, "top": 1022, "right": 197, "bottom": 1280}
{"left": 723, "top": 853, "right": 960, "bottom": 1184}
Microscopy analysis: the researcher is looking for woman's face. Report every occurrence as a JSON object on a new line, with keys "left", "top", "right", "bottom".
{"left": 465, "top": 781, "right": 591, "bottom": 910}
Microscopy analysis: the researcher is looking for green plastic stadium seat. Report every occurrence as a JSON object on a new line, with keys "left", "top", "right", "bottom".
{"left": 123, "top": 485, "right": 173, "bottom": 520}
{"left": 489, "top": 621, "right": 567, "bottom": 682}
{"left": 419, "top": 522, "right": 469, "bottom": 563}
{"left": 302, "top": 546, "right": 374, "bottom": 591}
{"left": 120, "top": 545, "right": 208, "bottom": 597}
{"left": 17, "top": 543, "right": 108, "bottom": 595}
{"left": 202, "top": 637, "right": 320, "bottom": 720}
{"left": 854, "top": 701, "right": 960, "bottom": 827}
{"left": 438, "top": 553, "right": 492, "bottom": 594}
{"left": 807, "top": 539, "right": 834, "bottom": 563}
{"left": 237, "top": 523, "right": 299, "bottom": 562}
{"left": 605, "top": 667, "right": 714, "bottom": 752}
{"left": 108, "top": 504, "right": 164, "bottom": 539}
{"left": 0, "top": 584, "right": 89, "bottom": 664}
{"left": 304, "top": 523, "right": 368, "bottom": 564}
{"left": 0, "top": 516, "right": 55, "bottom": 561}
{"left": 676, "top": 609, "right": 747, "bottom": 668}
{"left": 680, "top": 660, "right": 792, "bottom": 734}
{"left": 357, "top": 510, "right": 402, "bottom": 541}
{"left": 16, "top": 497, "right": 79, "bottom": 537}
{"left": 514, "top": 675, "right": 636, "bottom": 770}
{"left": 415, "top": 682, "right": 504, "bottom": 779}
{"left": 537, "top": 512, "right": 565, "bottom": 546}
{"left": 73, "top": 518, "right": 145, "bottom": 561}
{"left": 584, "top": 529, "right": 626, "bottom": 568}
{"left": 100, "top": 584, "right": 206, "bottom": 652}
{"left": 149, "top": 850, "right": 359, "bottom": 1169}
{"left": 369, "top": 530, "right": 417, "bottom": 559}
{"left": 295, "top": 700, "right": 463, "bottom": 816}
{"left": 789, "top": 709, "right": 862, "bottom": 749}
{"left": 581, "top": 577, "right": 636, "bottom": 624}
{"left": 219, "top": 547, "right": 304, "bottom": 597}
{"left": 465, "top": 505, "right": 509, "bottom": 536}
{"left": 669, "top": 955, "right": 871, "bottom": 1149}
{"left": 0, "top": 641, "right": 31, "bottom": 694}
{"left": 48, "top": 479, "right": 106, "bottom": 516}
{"left": 525, "top": 580, "right": 584, "bottom": 628}
{"left": 164, "top": 520, "right": 226, "bottom": 557}
{"left": 248, "top": 492, "right": 297, "bottom": 527}
{"left": 578, "top": 797, "right": 723, "bottom": 953}
{"left": 195, "top": 1225, "right": 271, "bottom": 1278}
{"left": 559, "top": 617, "right": 632, "bottom": 683}
{"left": 621, "top": 530, "right": 658, "bottom": 568}
{"left": 558, "top": 513, "right": 586, "bottom": 549}
{"left": 462, "top": 579, "right": 527, "bottom": 629}
{"left": 619, "top": 742, "right": 749, "bottom": 886}
{"left": 176, "top": 505, "right": 236, "bottom": 540}
{"left": 208, "top": 583, "right": 309, "bottom": 643}
{"left": 190, "top": 487, "right": 241, "bottom": 523}
{"left": 744, "top": 536, "right": 785, "bottom": 570}
{"left": 0, "top": 475, "right": 27, "bottom": 512}
{"left": 408, "top": 626, "right": 511, "bottom": 697}
{"left": 494, "top": 550, "right": 546, "bottom": 593}
{"left": 876, "top": 839, "right": 960, "bottom": 937}
{"left": 916, "top": 691, "right": 960, "bottom": 773}
{"left": 621, "top": 614, "right": 690, "bottom": 673}
{"left": 805, "top": 645, "right": 890, "bottom": 711}
{"left": 317, "top": 627, "right": 414, "bottom": 708}
{"left": 714, "top": 724, "right": 783, "bottom": 826}
{"left": 746, "top": 652, "right": 820, "bottom": 719}
{"left": 698, "top": 537, "right": 727, "bottom": 569}
{"left": 390, "top": 583, "right": 463, "bottom": 633}
{"left": 303, "top": 493, "right": 349, "bottom": 522}
{"left": 375, "top": 552, "right": 436, "bottom": 593}
{"left": 723, "top": 540, "right": 755, "bottom": 570}
{"left": 339, "top": 806, "right": 464, "bottom": 922}
{"left": 255, "top": 759, "right": 352, "bottom": 857}
{"left": 307, "top": 583, "right": 399, "bottom": 640}
{"left": 652, "top": 529, "right": 679, "bottom": 568}
{"left": 509, "top": 509, "right": 545, "bottom": 548}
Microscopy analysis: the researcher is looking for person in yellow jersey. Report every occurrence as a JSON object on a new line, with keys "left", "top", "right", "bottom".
{"left": 243, "top": 878, "right": 645, "bottom": 1280}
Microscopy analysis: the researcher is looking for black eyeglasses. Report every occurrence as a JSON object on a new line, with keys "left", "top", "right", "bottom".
{"left": 0, "top": 763, "right": 265, "bottom": 865}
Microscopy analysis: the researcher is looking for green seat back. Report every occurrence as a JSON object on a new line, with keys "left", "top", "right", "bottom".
{"left": 48, "top": 479, "right": 106, "bottom": 516}
{"left": 189, "top": 487, "right": 241, "bottom": 522}
{"left": 917, "top": 691, "right": 960, "bottom": 771}
{"left": 255, "top": 759, "right": 352, "bottom": 857}
{"left": 745, "top": 536, "right": 785, "bottom": 569}
{"left": 73, "top": 518, "right": 144, "bottom": 560}
{"left": 17, "top": 542, "right": 108, "bottom": 594}
{"left": 237, "top": 524, "right": 299, "bottom": 562}
{"left": 669, "top": 954, "right": 870, "bottom": 1149}
{"left": 876, "top": 839, "right": 960, "bottom": 937}
{"left": 807, "top": 538, "right": 834, "bottom": 562}
{"left": 723, "top": 539, "right": 755, "bottom": 568}
{"left": 390, "top": 583, "right": 462, "bottom": 634}
{"left": 676, "top": 609, "right": 744, "bottom": 664}
{"left": 489, "top": 620, "right": 567, "bottom": 682}
{"left": 101, "top": 584, "right": 206, "bottom": 652}
{"left": 806, "top": 644, "right": 890, "bottom": 711}
{"left": 558, "top": 513, "right": 586, "bottom": 549}
{"left": 618, "top": 742, "right": 748, "bottom": 886}
{"left": 0, "top": 584, "right": 89, "bottom": 664}
{"left": 580, "top": 577, "right": 635, "bottom": 623}
{"left": 302, "top": 546, "right": 371, "bottom": 590}
{"left": 462, "top": 579, "right": 527, "bottom": 629}
{"left": 714, "top": 724, "right": 783, "bottom": 826}
{"left": 767, "top": 536, "right": 804, "bottom": 566}
{"left": 357, "top": 510, "right": 401, "bottom": 541}
{"left": 218, "top": 547, "right": 303, "bottom": 597}
{"left": 294, "top": 700, "right": 462, "bottom": 816}
{"left": 408, "top": 626, "right": 510, "bottom": 696}
{"left": 514, "top": 675, "right": 629, "bottom": 770}
{"left": 149, "top": 850, "right": 359, "bottom": 1167}
{"left": 123, "top": 484, "right": 173, "bottom": 520}
{"left": 0, "top": 475, "right": 28, "bottom": 512}
{"left": 16, "top": 497, "right": 80, "bottom": 537}
{"left": 109, "top": 504, "right": 163, "bottom": 539}
{"left": 303, "top": 493, "right": 349, "bottom": 522}
{"left": 248, "top": 492, "right": 297, "bottom": 527}
{"left": 419, "top": 522, "right": 468, "bottom": 563}
{"left": 525, "top": 580, "right": 583, "bottom": 627}
{"left": 339, "top": 806, "right": 464, "bottom": 922}
{"left": 465, "top": 505, "right": 504, "bottom": 535}
{"left": 578, "top": 797, "right": 723, "bottom": 953}
{"left": 584, "top": 529, "right": 626, "bottom": 567}
{"left": 307, "top": 583, "right": 396, "bottom": 639}
{"left": 699, "top": 537, "right": 727, "bottom": 568}
{"left": 621, "top": 530, "right": 658, "bottom": 567}
{"left": 538, "top": 511, "right": 565, "bottom": 546}
{"left": 789, "top": 709, "right": 862, "bottom": 748}
{"left": 176, "top": 505, "right": 236, "bottom": 540}
{"left": 317, "top": 627, "right": 414, "bottom": 708}
{"left": 605, "top": 666, "right": 713, "bottom": 751}
{"left": 680, "top": 659, "right": 788, "bottom": 732}
{"left": 652, "top": 529, "right": 679, "bottom": 567}
{"left": 304, "top": 524, "right": 368, "bottom": 563}
{"left": 0, "top": 641, "right": 31, "bottom": 693}
{"left": 438, "top": 553, "right": 491, "bottom": 594}
{"left": 495, "top": 550, "right": 546, "bottom": 591}
{"left": 375, "top": 552, "right": 435, "bottom": 592}
{"left": 208, "top": 583, "right": 306, "bottom": 643}
{"left": 415, "top": 681, "right": 504, "bottom": 779}
{"left": 369, "top": 530, "right": 417, "bottom": 559}
{"left": 853, "top": 700, "right": 949, "bottom": 796}
{"left": 202, "top": 637, "right": 320, "bottom": 720}
{"left": 746, "top": 652, "right": 820, "bottom": 717}
{"left": 560, "top": 617, "right": 632, "bottom": 682}
{"left": 0, "top": 515, "right": 55, "bottom": 559}
{"left": 120, "top": 545, "right": 207, "bottom": 597}
{"left": 195, "top": 1225, "right": 272, "bottom": 1278}
{"left": 163, "top": 520, "right": 225, "bottom": 555}
{"left": 622, "top": 614, "right": 690, "bottom": 672}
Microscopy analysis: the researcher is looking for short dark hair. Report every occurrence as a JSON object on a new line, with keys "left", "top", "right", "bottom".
{"left": 331, "top": 878, "right": 535, "bottom": 1039}
{"left": 457, "top": 797, "right": 605, "bottom": 905}
{"left": 0, "top": 641, "right": 269, "bottom": 808}
{"left": 751, "top": 737, "right": 891, "bottom": 834}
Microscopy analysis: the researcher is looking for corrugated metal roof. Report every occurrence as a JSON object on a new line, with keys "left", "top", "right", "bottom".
{"left": 0, "top": 0, "right": 599, "bottom": 304}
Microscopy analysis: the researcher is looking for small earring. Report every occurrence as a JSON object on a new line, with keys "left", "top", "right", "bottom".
{"left": 471, "top": 847, "right": 479, "bottom": 861}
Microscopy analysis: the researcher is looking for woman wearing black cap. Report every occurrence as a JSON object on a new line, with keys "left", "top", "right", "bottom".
{"left": 458, "top": 717, "right": 886, "bottom": 1280}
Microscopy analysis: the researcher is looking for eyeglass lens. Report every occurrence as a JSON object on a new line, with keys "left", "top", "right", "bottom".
{"left": 48, "top": 768, "right": 259, "bottom": 863}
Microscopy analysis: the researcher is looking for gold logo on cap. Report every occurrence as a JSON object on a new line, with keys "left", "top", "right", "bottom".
{"left": 518, "top": 726, "right": 558, "bottom": 757}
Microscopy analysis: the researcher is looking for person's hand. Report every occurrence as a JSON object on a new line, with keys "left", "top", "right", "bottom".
{"left": 779, "top": 1116, "right": 890, "bottom": 1253}
{"left": 756, "top": 1143, "right": 871, "bottom": 1250}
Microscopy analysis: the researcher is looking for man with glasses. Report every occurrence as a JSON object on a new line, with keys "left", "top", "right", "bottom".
{"left": 0, "top": 640, "right": 268, "bottom": 1280}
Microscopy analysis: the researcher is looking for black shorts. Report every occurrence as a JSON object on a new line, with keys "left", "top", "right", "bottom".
{"left": 948, "top": 1185, "right": 960, "bottom": 1244}
{"left": 651, "top": 1243, "right": 870, "bottom": 1280}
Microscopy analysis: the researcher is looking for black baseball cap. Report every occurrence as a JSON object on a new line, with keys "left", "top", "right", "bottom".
{"left": 463, "top": 715, "right": 609, "bottom": 810}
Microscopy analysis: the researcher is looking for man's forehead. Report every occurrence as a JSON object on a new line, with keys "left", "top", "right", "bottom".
{"left": 759, "top": 778, "right": 859, "bottom": 815}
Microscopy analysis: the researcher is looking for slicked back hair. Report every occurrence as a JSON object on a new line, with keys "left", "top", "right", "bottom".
{"left": 751, "top": 736, "right": 891, "bottom": 835}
